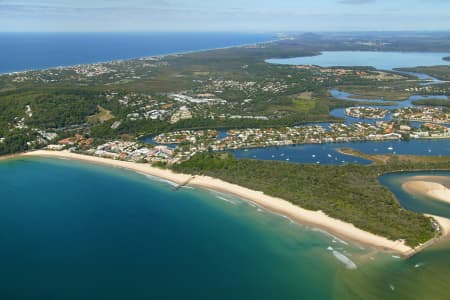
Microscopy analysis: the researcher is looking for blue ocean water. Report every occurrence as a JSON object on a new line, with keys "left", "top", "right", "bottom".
{"left": 1, "top": 157, "right": 450, "bottom": 299}
{"left": 0, "top": 157, "right": 370, "bottom": 300}
{"left": 266, "top": 51, "right": 450, "bottom": 70}
{"left": 0, "top": 32, "right": 274, "bottom": 74}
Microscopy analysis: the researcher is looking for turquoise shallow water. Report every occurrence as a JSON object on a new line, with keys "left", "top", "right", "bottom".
{"left": 1, "top": 157, "right": 449, "bottom": 299}
{"left": 0, "top": 157, "right": 368, "bottom": 299}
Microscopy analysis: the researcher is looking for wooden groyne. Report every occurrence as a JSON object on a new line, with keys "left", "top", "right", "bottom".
{"left": 173, "top": 176, "right": 195, "bottom": 191}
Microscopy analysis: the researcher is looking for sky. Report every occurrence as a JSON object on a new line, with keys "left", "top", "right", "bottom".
{"left": 1, "top": 0, "right": 450, "bottom": 32}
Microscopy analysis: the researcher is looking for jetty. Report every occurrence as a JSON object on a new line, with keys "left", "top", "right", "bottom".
{"left": 173, "top": 176, "right": 195, "bottom": 191}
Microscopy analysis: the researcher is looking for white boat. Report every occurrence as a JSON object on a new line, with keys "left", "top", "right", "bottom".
{"left": 387, "top": 146, "right": 394, "bottom": 151}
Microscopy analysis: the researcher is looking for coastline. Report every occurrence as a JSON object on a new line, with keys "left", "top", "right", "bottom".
{"left": 0, "top": 35, "right": 280, "bottom": 76}
{"left": 10, "top": 149, "right": 427, "bottom": 256}
{"left": 0, "top": 153, "right": 26, "bottom": 162}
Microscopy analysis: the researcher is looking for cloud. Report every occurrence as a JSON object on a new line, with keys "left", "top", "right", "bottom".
{"left": 339, "top": 0, "right": 376, "bottom": 4}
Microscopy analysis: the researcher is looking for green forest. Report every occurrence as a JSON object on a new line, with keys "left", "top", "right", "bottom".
{"left": 173, "top": 152, "right": 450, "bottom": 247}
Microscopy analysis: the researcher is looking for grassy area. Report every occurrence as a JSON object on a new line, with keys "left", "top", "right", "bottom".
{"left": 87, "top": 106, "right": 114, "bottom": 124}
{"left": 173, "top": 152, "right": 450, "bottom": 247}
{"left": 340, "top": 85, "right": 413, "bottom": 101}
{"left": 288, "top": 92, "right": 316, "bottom": 112}
{"left": 292, "top": 99, "right": 316, "bottom": 112}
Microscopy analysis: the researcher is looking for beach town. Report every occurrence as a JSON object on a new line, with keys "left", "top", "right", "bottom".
{"left": 41, "top": 117, "right": 450, "bottom": 166}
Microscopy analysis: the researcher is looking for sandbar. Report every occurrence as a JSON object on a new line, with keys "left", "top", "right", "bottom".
{"left": 402, "top": 177, "right": 450, "bottom": 204}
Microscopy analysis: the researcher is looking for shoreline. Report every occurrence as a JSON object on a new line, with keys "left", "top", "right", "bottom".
{"left": 7, "top": 149, "right": 431, "bottom": 256}
{"left": 0, "top": 35, "right": 281, "bottom": 76}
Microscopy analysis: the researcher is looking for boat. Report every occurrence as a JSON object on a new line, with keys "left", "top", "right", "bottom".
{"left": 387, "top": 146, "right": 394, "bottom": 151}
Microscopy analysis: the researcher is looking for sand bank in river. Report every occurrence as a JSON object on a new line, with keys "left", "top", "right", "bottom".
{"left": 402, "top": 177, "right": 450, "bottom": 204}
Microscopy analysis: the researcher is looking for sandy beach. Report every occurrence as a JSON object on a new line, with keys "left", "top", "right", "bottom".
{"left": 402, "top": 177, "right": 450, "bottom": 204}
{"left": 430, "top": 215, "right": 450, "bottom": 237}
{"left": 6, "top": 150, "right": 430, "bottom": 256}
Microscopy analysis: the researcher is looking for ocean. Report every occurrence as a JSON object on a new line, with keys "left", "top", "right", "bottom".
{"left": 1, "top": 157, "right": 449, "bottom": 299}
{"left": 0, "top": 32, "right": 274, "bottom": 74}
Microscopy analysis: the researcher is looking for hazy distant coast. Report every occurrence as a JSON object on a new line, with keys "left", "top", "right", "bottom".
{"left": 0, "top": 33, "right": 276, "bottom": 75}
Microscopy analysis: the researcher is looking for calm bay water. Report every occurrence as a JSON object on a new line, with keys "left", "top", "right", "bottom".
{"left": 266, "top": 51, "right": 450, "bottom": 70}
{"left": 1, "top": 157, "right": 450, "bottom": 299}
{"left": 232, "top": 139, "right": 450, "bottom": 165}
{"left": 0, "top": 32, "right": 274, "bottom": 74}
{"left": 232, "top": 87, "right": 450, "bottom": 165}
{"left": 329, "top": 89, "right": 450, "bottom": 125}
{"left": 380, "top": 171, "right": 450, "bottom": 218}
